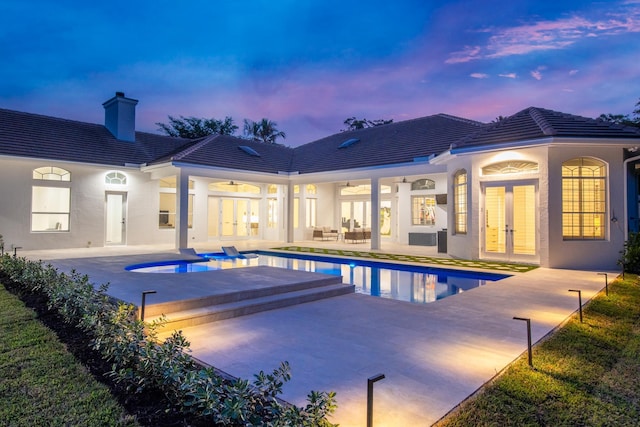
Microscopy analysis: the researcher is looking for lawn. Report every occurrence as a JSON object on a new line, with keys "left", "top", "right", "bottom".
{"left": 0, "top": 283, "right": 138, "bottom": 427}
{"left": 435, "top": 274, "right": 640, "bottom": 426}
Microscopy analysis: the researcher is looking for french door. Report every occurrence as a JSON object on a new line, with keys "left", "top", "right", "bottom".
{"left": 220, "top": 198, "right": 260, "bottom": 239}
{"left": 105, "top": 192, "right": 127, "bottom": 245}
{"left": 482, "top": 182, "right": 538, "bottom": 262}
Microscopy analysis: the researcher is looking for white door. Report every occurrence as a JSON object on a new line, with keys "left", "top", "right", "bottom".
{"left": 105, "top": 192, "right": 127, "bottom": 245}
{"left": 483, "top": 183, "right": 537, "bottom": 262}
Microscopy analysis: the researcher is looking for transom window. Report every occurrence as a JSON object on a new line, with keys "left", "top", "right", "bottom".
{"left": 208, "top": 181, "right": 260, "bottom": 193}
{"left": 411, "top": 179, "right": 435, "bottom": 191}
{"left": 562, "top": 157, "right": 606, "bottom": 240}
{"left": 340, "top": 184, "right": 391, "bottom": 196}
{"left": 482, "top": 161, "right": 538, "bottom": 176}
{"left": 105, "top": 171, "right": 127, "bottom": 185}
{"left": 33, "top": 166, "right": 71, "bottom": 181}
{"left": 453, "top": 170, "right": 467, "bottom": 234}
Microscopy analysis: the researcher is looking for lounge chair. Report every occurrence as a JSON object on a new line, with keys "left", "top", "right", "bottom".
{"left": 221, "top": 246, "right": 258, "bottom": 259}
{"left": 178, "top": 247, "right": 208, "bottom": 262}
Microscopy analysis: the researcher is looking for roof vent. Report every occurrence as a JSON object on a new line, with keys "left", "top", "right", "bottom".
{"left": 339, "top": 138, "right": 360, "bottom": 148}
{"left": 239, "top": 145, "right": 261, "bottom": 157}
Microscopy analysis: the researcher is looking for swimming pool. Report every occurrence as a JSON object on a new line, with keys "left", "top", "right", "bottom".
{"left": 126, "top": 251, "right": 510, "bottom": 305}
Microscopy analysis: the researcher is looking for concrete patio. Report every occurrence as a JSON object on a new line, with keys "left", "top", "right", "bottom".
{"left": 22, "top": 242, "right": 617, "bottom": 426}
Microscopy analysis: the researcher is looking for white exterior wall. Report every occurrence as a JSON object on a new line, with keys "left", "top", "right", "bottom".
{"left": 547, "top": 145, "right": 626, "bottom": 270}
{"left": 0, "top": 157, "right": 172, "bottom": 250}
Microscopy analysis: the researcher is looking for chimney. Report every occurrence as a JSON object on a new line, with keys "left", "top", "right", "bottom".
{"left": 102, "top": 91, "right": 138, "bottom": 142}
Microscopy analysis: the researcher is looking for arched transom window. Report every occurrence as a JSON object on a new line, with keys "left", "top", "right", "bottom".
{"left": 33, "top": 166, "right": 71, "bottom": 181}
{"left": 482, "top": 161, "right": 538, "bottom": 176}
{"left": 105, "top": 171, "right": 127, "bottom": 185}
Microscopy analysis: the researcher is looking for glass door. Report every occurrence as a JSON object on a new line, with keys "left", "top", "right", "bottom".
{"left": 220, "top": 198, "right": 257, "bottom": 239}
{"left": 483, "top": 182, "right": 537, "bottom": 262}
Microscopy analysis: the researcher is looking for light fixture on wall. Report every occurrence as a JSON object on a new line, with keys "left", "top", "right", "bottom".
{"left": 402, "top": 177, "right": 407, "bottom": 183}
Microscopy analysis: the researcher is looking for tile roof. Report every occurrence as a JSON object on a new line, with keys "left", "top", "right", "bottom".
{"left": 451, "top": 107, "right": 640, "bottom": 151}
{"left": 0, "top": 108, "right": 194, "bottom": 166}
{"left": 290, "top": 114, "right": 485, "bottom": 173}
{"left": 150, "top": 134, "right": 294, "bottom": 174}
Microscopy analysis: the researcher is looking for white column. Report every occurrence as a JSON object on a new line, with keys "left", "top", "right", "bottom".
{"left": 370, "top": 177, "right": 380, "bottom": 250}
{"left": 397, "top": 182, "right": 412, "bottom": 244}
{"left": 175, "top": 169, "right": 189, "bottom": 249}
{"left": 286, "top": 182, "right": 294, "bottom": 243}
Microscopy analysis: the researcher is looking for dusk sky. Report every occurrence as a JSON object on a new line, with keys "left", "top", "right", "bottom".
{"left": 2, "top": 0, "right": 639, "bottom": 146}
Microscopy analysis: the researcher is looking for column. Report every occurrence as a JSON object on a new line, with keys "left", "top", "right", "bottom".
{"left": 370, "top": 177, "right": 380, "bottom": 250}
{"left": 175, "top": 169, "right": 189, "bottom": 249}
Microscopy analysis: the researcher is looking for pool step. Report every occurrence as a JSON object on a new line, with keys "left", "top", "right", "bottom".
{"left": 146, "top": 277, "right": 354, "bottom": 330}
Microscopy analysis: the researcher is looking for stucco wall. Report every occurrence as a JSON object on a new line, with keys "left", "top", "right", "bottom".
{"left": 547, "top": 145, "right": 626, "bottom": 270}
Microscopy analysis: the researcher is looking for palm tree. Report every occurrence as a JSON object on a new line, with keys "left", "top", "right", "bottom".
{"left": 243, "top": 118, "right": 286, "bottom": 144}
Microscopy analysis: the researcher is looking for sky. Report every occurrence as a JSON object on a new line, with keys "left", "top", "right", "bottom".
{"left": 1, "top": 0, "right": 639, "bottom": 146}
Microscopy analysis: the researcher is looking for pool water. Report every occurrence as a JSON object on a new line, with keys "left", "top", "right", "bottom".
{"left": 127, "top": 251, "right": 509, "bottom": 305}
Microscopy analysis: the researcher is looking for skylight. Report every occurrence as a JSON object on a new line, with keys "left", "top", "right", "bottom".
{"left": 238, "top": 145, "right": 261, "bottom": 157}
{"left": 338, "top": 138, "right": 360, "bottom": 149}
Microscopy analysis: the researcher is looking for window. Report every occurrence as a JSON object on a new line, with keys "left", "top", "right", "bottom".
{"left": 306, "top": 198, "right": 317, "bottom": 227}
{"left": 268, "top": 198, "right": 278, "bottom": 228}
{"left": 562, "top": 157, "right": 606, "bottom": 240}
{"left": 32, "top": 186, "right": 71, "bottom": 231}
{"left": 482, "top": 161, "right": 538, "bottom": 176}
{"left": 267, "top": 184, "right": 278, "bottom": 194}
{"left": 412, "top": 196, "right": 436, "bottom": 225}
{"left": 159, "top": 193, "right": 193, "bottom": 229}
{"left": 454, "top": 170, "right": 467, "bottom": 234}
{"left": 33, "top": 166, "right": 70, "bottom": 181}
{"left": 306, "top": 184, "right": 317, "bottom": 195}
{"left": 411, "top": 179, "right": 435, "bottom": 191}
{"left": 32, "top": 167, "right": 71, "bottom": 232}
{"left": 209, "top": 181, "right": 260, "bottom": 193}
{"left": 105, "top": 171, "right": 127, "bottom": 185}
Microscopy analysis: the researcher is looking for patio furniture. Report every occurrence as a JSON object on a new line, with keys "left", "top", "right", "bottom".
{"left": 344, "top": 228, "right": 370, "bottom": 243}
{"left": 222, "top": 246, "right": 259, "bottom": 259}
{"left": 313, "top": 227, "right": 339, "bottom": 241}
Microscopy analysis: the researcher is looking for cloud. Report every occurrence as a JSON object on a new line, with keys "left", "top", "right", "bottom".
{"left": 499, "top": 73, "right": 517, "bottom": 78}
{"left": 531, "top": 70, "right": 543, "bottom": 80}
{"left": 569, "top": 69, "right": 579, "bottom": 76}
{"left": 470, "top": 73, "right": 489, "bottom": 79}
{"left": 445, "top": 46, "right": 482, "bottom": 64}
{"left": 446, "top": 3, "right": 640, "bottom": 63}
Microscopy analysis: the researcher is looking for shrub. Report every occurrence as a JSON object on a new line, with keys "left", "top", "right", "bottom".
{"left": 0, "top": 254, "right": 337, "bottom": 426}
{"left": 619, "top": 231, "right": 640, "bottom": 274}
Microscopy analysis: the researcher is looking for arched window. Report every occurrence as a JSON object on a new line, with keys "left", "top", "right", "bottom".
{"left": 105, "top": 171, "right": 127, "bottom": 185}
{"left": 482, "top": 161, "right": 538, "bottom": 176}
{"left": 33, "top": 166, "right": 71, "bottom": 181}
{"left": 453, "top": 169, "right": 467, "bottom": 234}
{"left": 562, "top": 157, "right": 606, "bottom": 240}
{"left": 31, "top": 167, "right": 71, "bottom": 231}
{"left": 411, "top": 178, "right": 435, "bottom": 191}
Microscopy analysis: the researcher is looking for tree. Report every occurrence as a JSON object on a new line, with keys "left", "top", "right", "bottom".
{"left": 243, "top": 118, "right": 286, "bottom": 144}
{"left": 599, "top": 98, "right": 640, "bottom": 127}
{"left": 156, "top": 115, "right": 238, "bottom": 138}
{"left": 342, "top": 117, "right": 393, "bottom": 131}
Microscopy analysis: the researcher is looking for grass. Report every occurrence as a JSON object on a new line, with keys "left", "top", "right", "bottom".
{"left": 0, "top": 283, "right": 138, "bottom": 427}
{"left": 271, "top": 246, "right": 539, "bottom": 272}
{"left": 435, "top": 274, "right": 640, "bottom": 426}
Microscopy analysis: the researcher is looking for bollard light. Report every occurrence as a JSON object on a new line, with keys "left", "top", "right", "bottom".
{"left": 568, "top": 289, "right": 583, "bottom": 323}
{"left": 513, "top": 317, "right": 533, "bottom": 367}
{"left": 367, "top": 373, "right": 385, "bottom": 427}
{"left": 140, "top": 290, "right": 157, "bottom": 321}
{"left": 597, "top": 272, "right": 608, "bottom": 296}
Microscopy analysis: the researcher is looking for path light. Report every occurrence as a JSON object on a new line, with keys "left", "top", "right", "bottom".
{"left": 13, "top": 246, "right": 22, "bottom": 257}
{"left": 568, "top": 289, "right": 583, "bottom": 323}
{"left": 140, "top": 290, "right": 157, "bottom": 321}
{"left": 367, "top": 373, "right": 385, "bottom": 427}
{"left": 597, "top": 272, "right": 608, "bottom": 296}
{"left": 513, "top": 317, "right": 533, "bottom": 367}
